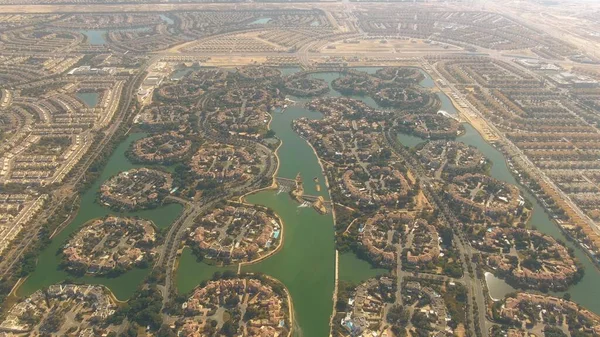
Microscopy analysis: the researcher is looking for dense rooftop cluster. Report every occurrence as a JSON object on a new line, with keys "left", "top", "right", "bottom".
{"left": 342, "top": 165, "right": 411, "bottom": 207}
{"left": 359, "top": 212, "right": 412, "bottom": 267}
{"left": 188, "top": 142, "right": 263, "bottom": 189}
{"left": 400, "top": 279, "right": 467, "bottom": 337}
{"left": 1, "top": 77, "right": 125, "bottom": 186}
{"left": 397, "top": 113, "right": 464, "bottom": 140}
{"left": 156, "top": 82, "right": 205, "bottom": 102}
{"left": 446, "top": 173, "right": 524, "bottom": 224}
{"left": 0, "top": 193, "right": 47, "bottom": 256}
{"left": 99, "top": 168, "right": 172, "bottom": 212}
{"left": 237, "top": 66, "right": 281, "bottom": 81}
{"left": 281, "top": 72, "right": 330, "bottom": 97}
{"left": 416, "top": 140, "right": 487, "bottom": 179}
{"left": 206, "top": 86, "right": 279, "bottom": 139}
{"left": 1, "top": 4, "right": 600, "bottom": 337}
{"left": 294, "top": 97, "right": 414, "bottom": 209}
{"left": 0, "top": 57, "right": 128, "bottom": 257}
{"left": 137, "top": 104, "right": 191, "bottom": 129}
{"left": 437, "top": 55, "right": 600, "bottom": 253}
{"left": 177, "top": 277, "right": 290, "bottom": 337}
{"left": 62, "top": 216, "right": 157, "bottom": 276}
{"left": 339, "top": 277, "right": 396, "bottom": 336}
{"left": 0, "top": 284, "right": 117, "bottom": 335}
{"left": 129, "top": 131, "right": 192, "bottom": 164}
{"left": 403, "top": 219, "right": 441, "bottom": 266}
{"left": 496, "top": 293, "right": 600, "bottom": 336}
{"left": 475, "top": 227, "right": 580, "bottom": 291}
{"left": 355, "top": 10, "right": 584, "bottom": 60}
{"left": 330, "top": 68, "right": 439, "bottom": 114}
{"left": 332, "top": 70, "right": 380, "bottom": 96}
{"left": 188, "top": 205, "right": 281, "bottom": 264}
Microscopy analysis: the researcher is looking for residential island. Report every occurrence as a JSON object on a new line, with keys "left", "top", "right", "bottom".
{"left": 98, "top": 168, "right": 172, "bottom": 212}
{"left": 1, "top": 2, "right": 600, "bottom": 337}
{"left": 187, "top": 204, "right": 281, "bottom": 264}
{"left": 61, "top": 216, "right": 158, "bottom": 276}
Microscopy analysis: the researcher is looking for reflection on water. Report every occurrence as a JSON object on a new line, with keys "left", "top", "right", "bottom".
{"left": 80, "top": 27, "right": 151, "bottom": 45}
{"left": 485, "top": 272, "right": 515, "bottom": 301}
{"left": 18, "top": 133, "right": 183, "bottom": 300}
{"left": 76, "top": 92, "right": 99, "bottom": 108}
{"left": 250, "top": 17, "right": 272, "bottom": 25}
{"left": 159, "top": 14, "right": 174, "bottom": 25}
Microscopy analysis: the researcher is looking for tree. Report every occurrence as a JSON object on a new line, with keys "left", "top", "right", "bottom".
{"left": 212, "top": 271, "right": 222, "bottom": 280}
{"left": 440, "top": 227, "right": 453, "bottom": 246}
{"left": 222, "top": 270, "right": 237, "bottom": 279}
{"left": 122, "top": 325, "right": 138, "bottom": 337}
{"left": 157, "top": 324, "right": 176, "bottom": 337}
{"left": 19, "top": 252, "right": 38, "bottom": 277}
{"left": 244, "top": 307, "right": 260, "bottom": 321}
{"left": 221, "top": 320, "right": 237, "bottom": 337}
{"left": 127, "top": 286, "right": 163, "bottom": 331}
{"left": 40, "top": 312, "right": 63, "bottom": 333}
{"left": 543, "top": 325, "right": 567, "bottom": 337}
{"left": 225, "top": 295, "right": 240, "bottom": 307}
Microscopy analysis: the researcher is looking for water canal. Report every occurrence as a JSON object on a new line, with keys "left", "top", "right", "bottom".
{"left": 306, "top": 68, "right": 600, "bottom": 314}
{"left": 484, "top": 272, "right": 515, "bottom": 301}
{"left": 175, "top": 69, "right": 403, "bottom": 336}
{"left": 464, "top": 120, "right": 600, "bottom": 311}
{"left": 338, "top": 252, "right": 388, "bottom": 284}
{"left": 80, "top": 27, "right": 152, "bottom": 45}
{"left": 239, "top": 69, "right": 450, "bottom": 335}
{"left": 18, "top": 133, "right": 183, "bottom": 300}
{"left": 19, "top": 67, "right": 600, "bottom": 337}
{"left": 249, "top": 17, "right": 272, "bottom": 25}
{"left": 178, "top": 92, "right": 335, "bottom": 337}
{"left": 76, "top": 92, "right": 99, "bottom": 108}
{"left": 393, "top": 85, "right": 600, "bottom": 312}
{"left": 159, "top": 14, "right": 175, "bottom": 25}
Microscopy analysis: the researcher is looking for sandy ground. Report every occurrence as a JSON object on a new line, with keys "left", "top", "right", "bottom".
{"left": 415, "top": 190, "right": 431, "bottom": 211}
{"left": 406, "top": 170, "right": 417, "bottom": 185}
{"left": 457, "top": 107, "right": 500, "bottom": 142}
{"left": 0, "top": 2, "right": 337, "bottom": 13}
{"left": 173, "top": 31, "right": 287, "bottom": 54}
{"left": 455, "top": 324, "right": 466, "bottom": 337}
{"left": 202, "top": 56, "right": 267, "bottom": 67}
{"left": 322, "top": 39, "right": 460, "bottom": 54}
{"left": 444, "top": 93, "right": 499, "bottom": 142}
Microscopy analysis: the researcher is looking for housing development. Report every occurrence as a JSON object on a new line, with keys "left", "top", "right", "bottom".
{"left": 0, "top": 0, "right": 600, "bottom": 337}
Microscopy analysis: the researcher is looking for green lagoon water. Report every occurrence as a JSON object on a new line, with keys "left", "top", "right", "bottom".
{"left": 174, "top": 70, "right": 404, "bottom": 336}
{"left": 175, "top": 70, "right": 408, "bottom": 337}
{"left": 21, "top": 67, "right": 600, "bottom": 337}
{"left": 80, "top": 27, "right": 151, "bottom": 45}
{"left": 392, "top": 91, "right": 600, "bottom": 312}
{"left": 76, "top": 92, "right": 99, "bottom": 108}
{"left": 338, "top": 252, "right": 389, "bottom": 285}
{"left": 457, "top": 124, "right": 600, "bottom": 311}
{"left": 177, "top": 95, "right": 336, "bottom": 337}
{"left": 249, "top": 17, "right": 272, "bottom": 25}
{"left": 176, "top": 248, "right": 236, "bottom": 295}
{"left": 243, "top": 192, "right": 334, "bottom": 337}
{"left": 19, "top": 133, "right": 183, "bottom": 300}
{"left": 485, "top": 272, "right": 516, "bottom": 301}
{"left": 159, "top": 14, "right": 175, "bottom": 25}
